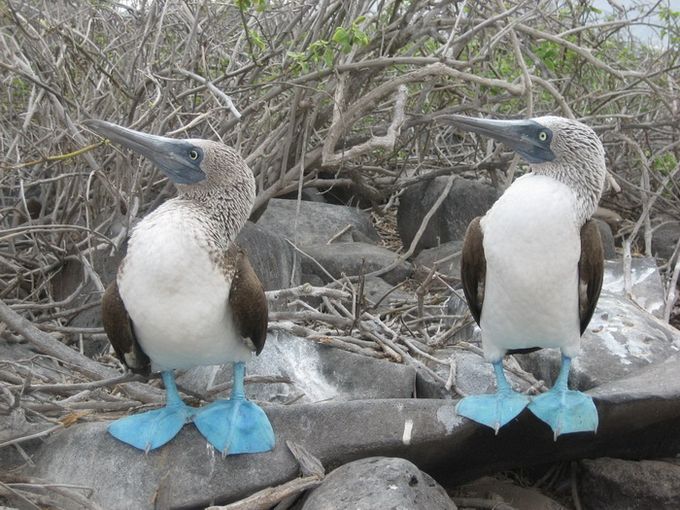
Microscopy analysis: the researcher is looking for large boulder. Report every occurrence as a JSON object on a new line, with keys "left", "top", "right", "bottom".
{"left": 397, "top": 177, "right": 498, "bottom": 252}
{"left": 652, "top": 222, "right": 680, "bottom": 262}
{"left": 361, "top": 276, "right": 412, "bottom": 313}
{"left": 602, "top": 257, "right": 666, "bottom": 318}
{"left": 14, "top": 359, "right": 680, "bottom": 509}
{"left": 595, "top": 219, "right": 616, "bottom": 260}
{"left": 236, "top": 221, "right": 300, "bottom": 291}
{"left": 178, "top": 332, "right": 416, "bottom": 404}
{"left": 518, "top": 291, "right": 680, "bottom": 391}
{"left": 416, "top": 347, "right": 531, "bottom": 399}
{"left": 257, "top": 199, "right": 379, "bottom": 245}
{"left": 580, "top": 458, "right": 680, "bottom": 510}
{"left": 413, "top": 240, "right": 463, "bottom": 286}
{"left": 301, "top": 242, "right": 412, "bottom": 286}
{"left": 302, "top": 457, "right": 456, "bottom": 510}
{"left": 517, "top": 256, "right": 676, "bottom": 389}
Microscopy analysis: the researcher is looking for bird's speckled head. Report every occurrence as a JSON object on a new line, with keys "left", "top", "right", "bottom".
{"left": 85, "top": 120, "right": 256, "bottom": 242}
{"left": 448, "top": 114, "right": 607, "bottom": 220}
{"left": 176, "top": 138, "right": 255, "bottom": 204}
{"left": 528, "top": 116, "right": 606, "bottom": 218}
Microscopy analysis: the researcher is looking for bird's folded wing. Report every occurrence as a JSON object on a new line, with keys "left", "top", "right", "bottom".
{"left": 226, "top": 245, "right": 268, "bottom": 355}
{"left": 461, "top": 216, "right": 485, "bottom": 326}
{"left": 102, "top": 279, "right": 150, "bottom": 376}
{"left": 578, "top": 220, "right": 604, "bottom": 335}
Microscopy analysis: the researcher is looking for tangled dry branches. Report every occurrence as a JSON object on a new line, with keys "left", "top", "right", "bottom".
{"left": 1, "top": 1, "right": 679, "bottom": 488}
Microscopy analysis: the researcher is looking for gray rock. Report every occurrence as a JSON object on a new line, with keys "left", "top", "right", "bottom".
{"left": 178, "top": 331, "right": 416, "bottom": 404}
{"left": 15, "top": 358, "right": 680, "bottom": 509}
{"left": 516, "top": 257, "right": 674, "bottom": 389}
{"left": 301, "top": 242, "right": 412, "bottom": 286}
{"left": 602, "top": 256, "right": 666, "bottom": 318}
{"left": 595, "top": 218, "right": 616, "bottom": 260}
{"left": 518, "top": 291, "right": 680, "bottom": 390}
{"left": 50, "top": 246, "right": 125, "bottom": 357}
{"left": 14, "top": 358, "right": 680, "bottom": 510}
{"left": 397, "top": 177, "right": 498, "bottom": 252}
{"left": 414, "top": 240, "right": 463, "bottom": 286}
{"left": 416, "top": 348, "right": 530, "bottom": 399}
{"left": 279, "top": 187, "right": 328, "bottom": 203}
{"left": 652, "top": 222, "right": 680, "bottom": 261}
{"left": 361, "top": 276, "right": 412, "bottom": 313}
{"left": 236, "top": 221, "right": 301, "bottom": 291}
{"left": 445, "top": 292, "right": 478, "bottom": 343}
{"left": 461, "top": 476, "right": 568, "bottom": 510}
{"left": 580, "top": 458, "right": 680, "bottom": 510}
{"left": 594, "top": 206, "right": 623, "bottom": 235}
{"left": 257, "top": 199, "right": 379, "bottom": 245}
{"left": 302, "top": 457, "right": 456, "bottom": 510}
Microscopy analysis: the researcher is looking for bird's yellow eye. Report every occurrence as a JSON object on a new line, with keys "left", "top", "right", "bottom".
{"left": 189, "top": 149, "right": 199, "bottom": 160}
{"left": 538, "top": 131, "right": 548, "bottom": 141}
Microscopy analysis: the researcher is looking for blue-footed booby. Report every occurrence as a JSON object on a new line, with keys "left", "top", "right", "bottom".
{"left": 452, "top": 115, "right": 605, "bottom": 438}
{"left": 87, "top": 120, "right": 275, "bottom": 454}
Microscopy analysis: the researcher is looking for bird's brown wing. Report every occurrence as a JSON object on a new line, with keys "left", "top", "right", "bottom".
{"left": 227, "top": 244, "right": 268, "bottom": 355}
{"left": 101, "top": 280, "right": 150, "bottom": 376}
{"left": 578, "top": 220, "right": 604, "bottom": 335}
{"left": 460, "top": 216, "right": 486, "bottom": 326}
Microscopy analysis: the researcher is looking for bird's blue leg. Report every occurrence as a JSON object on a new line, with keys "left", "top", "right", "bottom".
{"left": 108, "top": 371, "right": 192, "bottom": 452}
{"left": 456, "top": 361, "right": 530, "bottom": 433}
{"left": 528, "top": 355, "right": 598, "bottom": 439}
{"left": 193, "top": 362, "right": 275, "bottom": 455}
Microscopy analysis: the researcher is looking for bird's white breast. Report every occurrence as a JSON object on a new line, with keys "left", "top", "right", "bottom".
{"left": 118, "top": 201, "right": 252, "bottom": 371}
{"left": 480, "top": 174, "right": 582, "bottom": 362}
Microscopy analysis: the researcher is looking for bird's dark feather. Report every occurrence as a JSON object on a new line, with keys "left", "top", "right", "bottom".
{"left": 461, "top": 216, "right": 485, "bottom": 326}
{"left": 578, "top": 220, "right": 604, "bottom": 334}
{"left": 227, "top": 245, "right": 268, "bottom": 355}
{"left": 101, "top": 280, "right": 150, "bottom": 376}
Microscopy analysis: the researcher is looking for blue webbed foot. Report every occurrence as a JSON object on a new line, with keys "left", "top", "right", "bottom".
{"left": 528, "top": 388, "right": 598, "bottom": 439}
{"left": 108, "top": 371, "right": 191, "bottom": 451}
{"left": 456, "top": 361, "right": 530, "bottom": 433}
{"left": 108, "top": 403, "right": 192, "bottom": 451}
{"left": 527, "top": 355, "right": 598, "bottom": 439}
{"left": 192, "top": 362, "right": 275, "bottom": 455}
{"left": 457, "top": 390, "right": 530, "bottom": 433}
{"left": 193, "top": 398, "right": 275, "bottom": 455}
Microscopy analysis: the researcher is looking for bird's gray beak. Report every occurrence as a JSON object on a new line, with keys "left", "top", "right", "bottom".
{"left": 448, "top": 115, "right": 555, "bottom": 164}
{"left": 85, "top": 120, "right": 206, "bottom": 184}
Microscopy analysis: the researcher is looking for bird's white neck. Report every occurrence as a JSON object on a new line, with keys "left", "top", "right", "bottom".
{"left": 530, "top": 162, "right": 604, "bottom": 225}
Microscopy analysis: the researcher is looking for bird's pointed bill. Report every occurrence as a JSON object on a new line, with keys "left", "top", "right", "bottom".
{"left": 448, "top": 115, "right": 555, "bottom": 164}
{"left": 85, "top": 119, "right": 206, "bottom": 184}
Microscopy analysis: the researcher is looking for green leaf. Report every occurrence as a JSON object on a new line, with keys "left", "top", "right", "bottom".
{"left": 235, "top": 0, "right": 251, "bottom": 11}
{"left": 354, "top": 29, "right": 369, "bottom": 46}
{"left": 332, "top": 27, "right": 350, "bottom": 46}
{"left": 323, "top": 47, "right": 335, "bottom": 67}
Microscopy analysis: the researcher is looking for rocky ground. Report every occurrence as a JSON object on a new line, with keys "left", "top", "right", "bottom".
{"left": 2, "top": 178, "right": 680, "bottom": 510}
